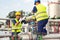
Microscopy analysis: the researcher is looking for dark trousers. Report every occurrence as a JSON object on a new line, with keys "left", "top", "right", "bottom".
{"left": 37, "top": 19, "right": 48, "bottom": 35}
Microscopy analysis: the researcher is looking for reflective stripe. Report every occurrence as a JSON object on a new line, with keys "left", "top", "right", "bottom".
{"left": 12, "top": 30, "right": 21, "bottom": 32}
{"left": 36, "top": 13, "right": 48, "bottom": 18}
{"left": 36, "top": 15, "right": 48, "bottom": 19}
{"left": 36, "top": 11, "right": 46, "bottom": 16}
{"left": 37, "top": 17, "right": 48, "bottom": 21}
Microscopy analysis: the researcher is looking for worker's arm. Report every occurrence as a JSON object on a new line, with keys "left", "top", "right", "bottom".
{"left": 12, "top": 20, "right": 20, "bottom": 26}
{"left": 32, "top": 6, "right": 37, "bottom": 20}
{"left": 15, "top": 22, "right": 20, "bottom": 26}
{"left": 32, "top": 6, "right": 37, "bottom": 13}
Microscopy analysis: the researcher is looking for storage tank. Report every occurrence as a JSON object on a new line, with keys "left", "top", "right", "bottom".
{"left": 48, "top": 0, "right": 60, "bottom": 18}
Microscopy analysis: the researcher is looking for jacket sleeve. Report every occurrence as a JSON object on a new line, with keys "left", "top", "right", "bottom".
{"left": 32, "top": 6, "right": 37, "bottom": 13}
{"left": 12, "top": 20, "right": 16, "bottom": 25}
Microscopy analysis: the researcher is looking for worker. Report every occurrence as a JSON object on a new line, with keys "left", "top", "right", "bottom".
{"left": 11, "top": 11, "right": 22, "bottom": 40}
{"left": 32, "top": 0, "right": 49, "bottom": 40}
{"left": 6, "top": 20, "right": 10, "bottom": 28}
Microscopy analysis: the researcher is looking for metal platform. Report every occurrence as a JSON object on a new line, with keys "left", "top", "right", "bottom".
{"left": 43, "top": 34, "right": 60, "bottom": 40}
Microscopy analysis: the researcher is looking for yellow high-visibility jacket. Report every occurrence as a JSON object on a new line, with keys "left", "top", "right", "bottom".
{"left": 12, "top": 18, "right": 22, "bottom": 32}
{"left": 34, "top": 4, "right": 48, "bottom": 22}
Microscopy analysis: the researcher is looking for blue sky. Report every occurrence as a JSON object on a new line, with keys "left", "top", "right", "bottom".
{"left": 0, "top": 0, "right": 48, "bottom": 18}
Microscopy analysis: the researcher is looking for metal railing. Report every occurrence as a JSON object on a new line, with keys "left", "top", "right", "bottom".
{"left": 0, "top": 18, "right": 60, "bottom": 40}
{"left": 43, "top": 19, "right": 60, "bottom": 40}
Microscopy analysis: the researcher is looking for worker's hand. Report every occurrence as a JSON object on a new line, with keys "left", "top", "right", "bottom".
{"left": 19, "top": 18, "right": 22, "bottom": 22}
{"left": 19, "top": 17, "right": 26, "bottom": 22}
{"left": 15, "top": 22, "right": 20, "bottom": 26}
